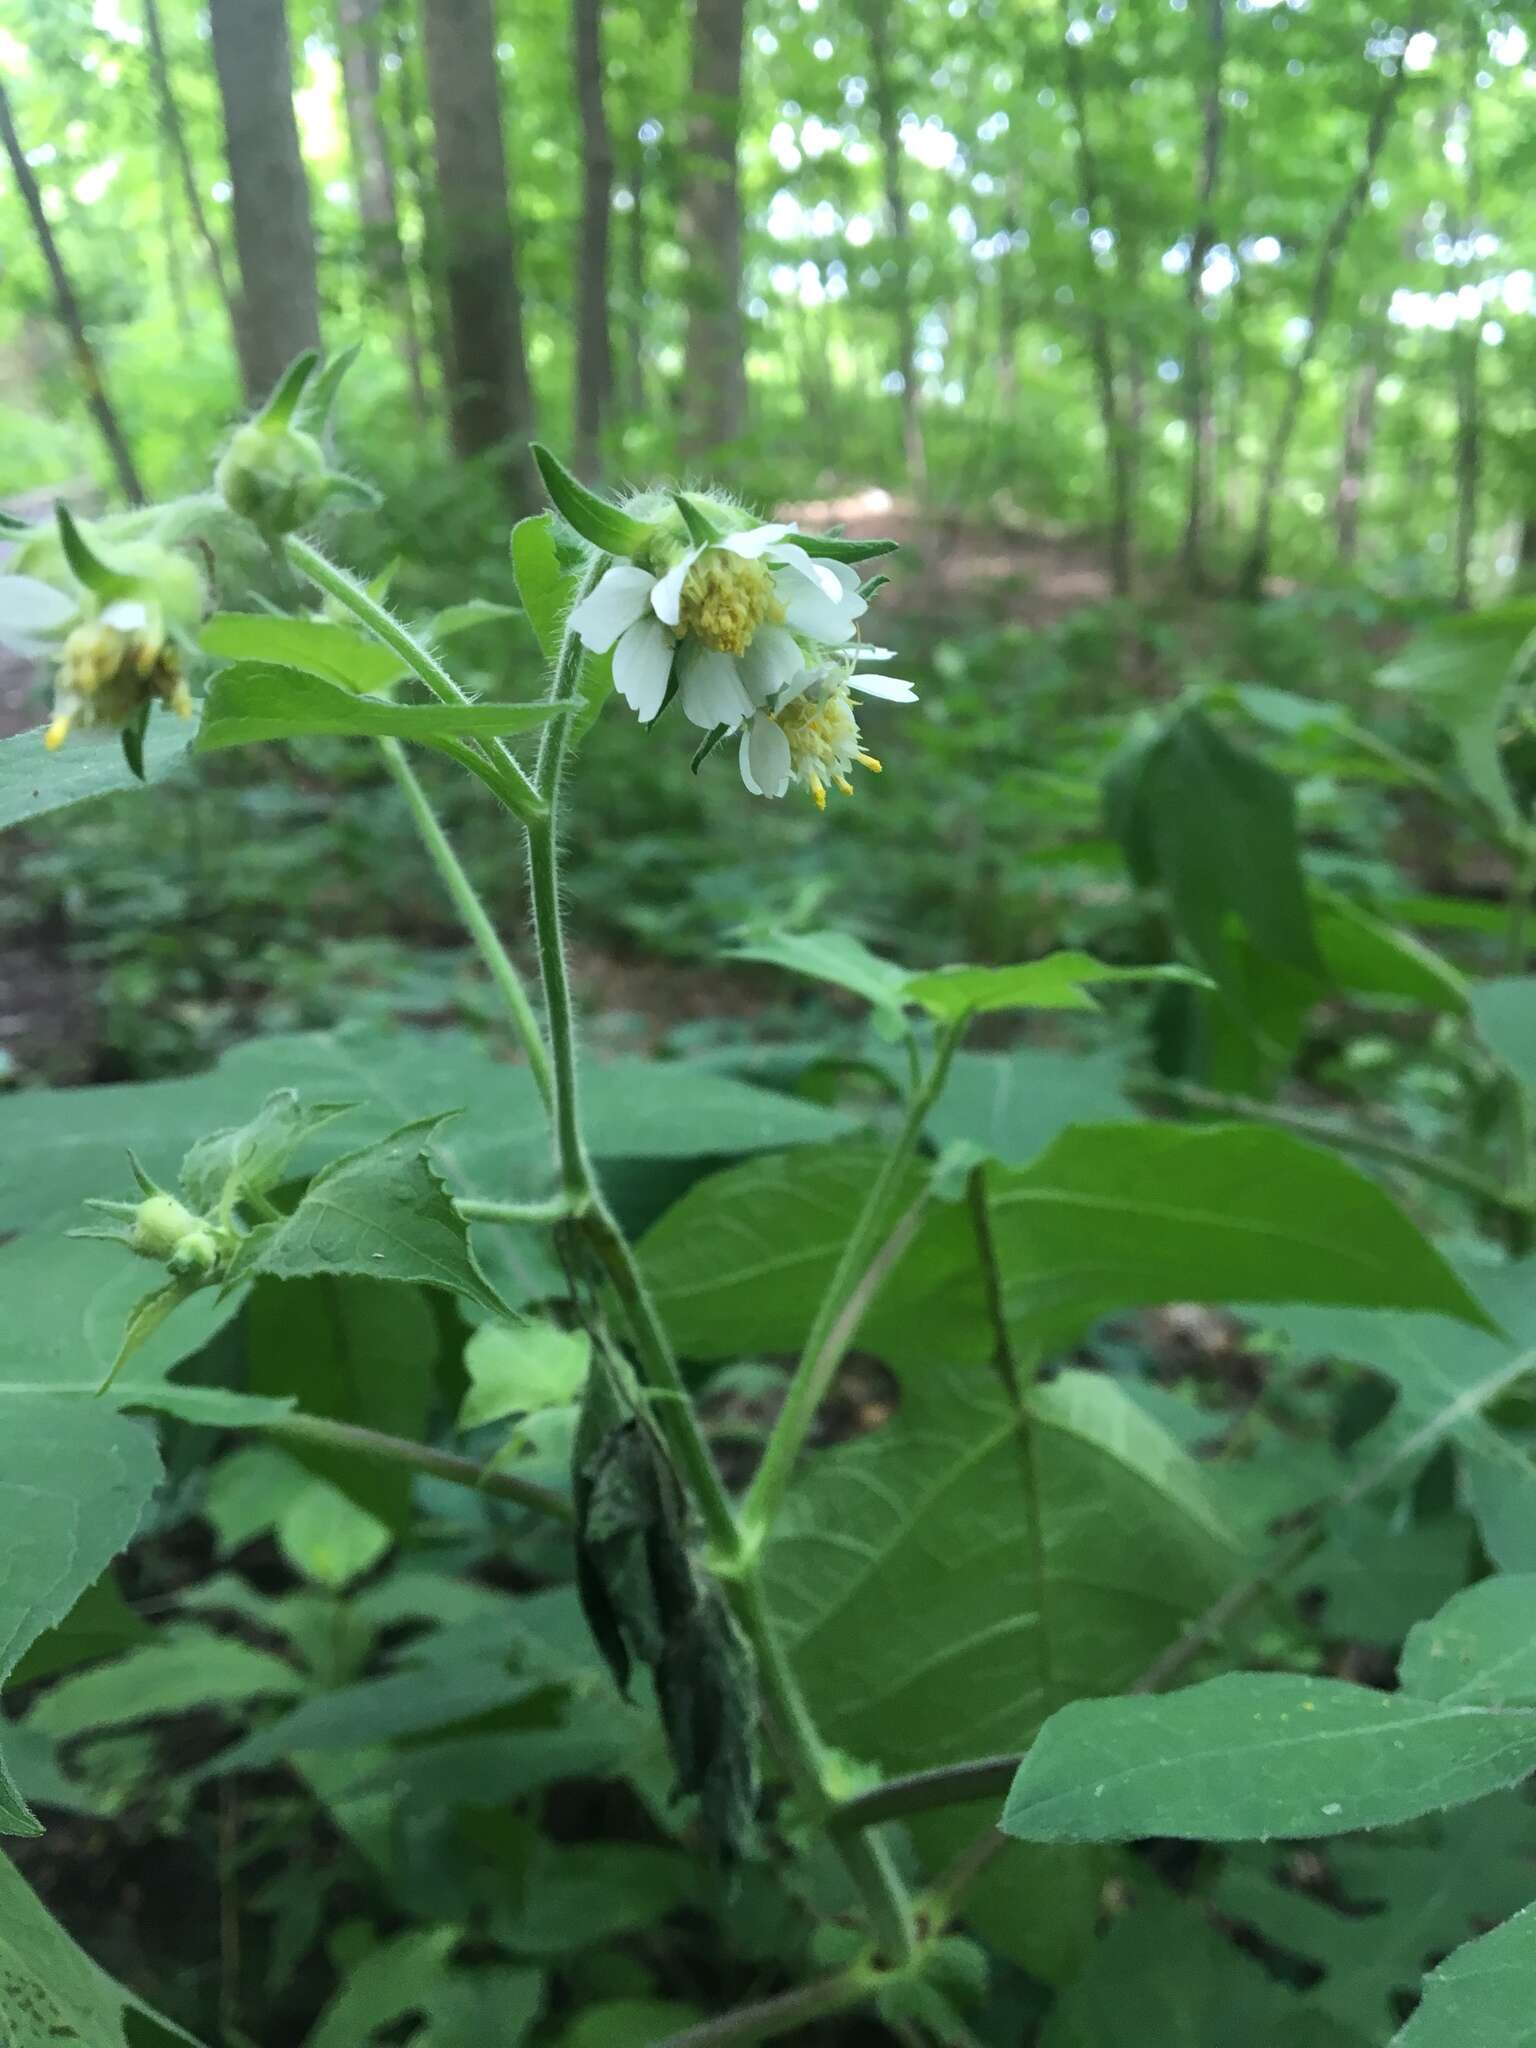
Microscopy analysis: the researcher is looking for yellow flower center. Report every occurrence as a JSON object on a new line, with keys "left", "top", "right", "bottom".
{"left": 774, "top": 683, "right": 883, "bottom": 809}
{"left": 46, "top": 620, "right": 190, "bottom": 751}
{"left": 677, "top": 552, "right": 782, "bottom": 656}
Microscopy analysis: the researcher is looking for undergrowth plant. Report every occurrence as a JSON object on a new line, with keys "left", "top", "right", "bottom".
{"left": 3, "top": 353, "right": 1536, "bottom": 2045}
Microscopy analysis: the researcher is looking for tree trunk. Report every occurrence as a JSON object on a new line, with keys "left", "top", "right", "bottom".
{"left": 420, "top": 0, "right": 537, "bottom": 502}
{"left": 678, "top": 0, "right": 747, "bottom": 458}
{"left": 390, "top": 12, "right": 453, "bottom": 419}
{"left": 571, "top": 0, "right": 614, "bottom": 476}
{"left": 1238, "top": 61, "right": 1408, "bottom": 599}
{"left": 0, "top": 80, "right": 144, "bottom": 503}
{"left": 158, "top": 140, "right": 191, "bottom": 338}
{"left": 208, "top": 0, "right": 322, "bottom": 407}
{"left": 335, "top": 0, "right": 428, "bottom": 419}
{"left": 861, "top": 0, "right": 925, "bottom": 490}
{"left": 1179, "top": 0, "right": 1226, "bottom": 589}
{"left": 1451, "top": 45, "right": 1482, "bottom": 611}
{"left": 1060, "top": 4, "right": 1134, "bottom": 595}
{"left": 621, "top": 139, "right": 650, "bottom": 421}
{"left": 142, "top": 0, "right": 240, "bottom": 347}
{"left": 1334, "top": 340, "right": 1383, "bottom": 567}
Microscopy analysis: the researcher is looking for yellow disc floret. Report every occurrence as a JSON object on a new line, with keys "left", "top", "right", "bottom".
{"left": 46, "top": 613, "right": 192, "bottom": 751}
{"left": 677, "top": 550, "right": 783, "bottom": 656}
{"left": 774, "top": 679, "right": 883, "bottom": 809}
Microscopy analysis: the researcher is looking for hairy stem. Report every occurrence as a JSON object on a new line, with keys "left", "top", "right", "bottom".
{"left": 377, "top": 738, "right": 552, "bottom": 1106}
{"left": 458, "top": 1193, "right": 576, "bottom": 1225}
{"left": 265, "top": 1410, "right": 574, "bottom": 1524}
{"left": 742, "top": 1020, "right": 961, "bottom": 1543}
{"left": 527, "top": 568, "right": 918, "bottom": 1971}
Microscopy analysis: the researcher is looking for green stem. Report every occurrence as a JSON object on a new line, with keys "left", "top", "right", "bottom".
{"left": 742, "top": 1020, "right": 961, "bottom": 1545}
{"left": 832, "top": 1754, "right": 1021, "bottom": 1834}
{"left": 1146, "top": 1076, "right": 1531, "bottom": 1221}
{"left": 458, "top": 1193, "right": 575, "bottom": 1226}
{"left": 284, "top": 534, "right": 543, "bottom": 822}
{"left": 526, "top": 569, "right": 917, "bottom": 1970}
{"left": 377, "top": 738, "right": 553, "bottom": 1108}
{"left": 264, "top": 1411, "right": 574, "bottom": 1524}
{"left": 1505, "top": 840, "right": 1536, "bottom": 974}
{"left": 656, "top": 1966, "right": 874, "bottom": 2048}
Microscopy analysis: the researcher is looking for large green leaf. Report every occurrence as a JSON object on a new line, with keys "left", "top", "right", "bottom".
{"left": 26, "top": 1633, "right": 303, "bottom": 1740}
{"left": 966, "top": 1123, "right": 1491, "bottom": 1353}
{"left": 228, "top": 1118, "right": 508, "bottom": 1317}
{"left": 765, "top": 1366, "right": 1240, "bottom": 1978}
{"left": 0, "top": 715, "right": 194, "bottom": 832}
{"left": 245, "top": 1277, "right": 437, "bottom": 1529}
{"left": 644, "top": 1123, "right": 1489, "bottom": 1374}
{"left": 926, "top": 1046, "right": 1131, "bottom": 1165}
{"left": 509, "top": 514, "right": 611, "bottom": 739}
{"left": 0, "top": 1397, "right": 161, "bottom": 1833}
{"left": 1218, "top": 1795, "right": 1536, "bottom": 2042}
{"left": 1001, "top": 1672, "right": 1536, "bottom": 1845}
{"left": 1399, "top": 1575, "right": 1536, "bottom": 1706}
{"left": 0, "top": 1849, "right": 205, "bottom": 2044}
{"left": 1379, "top": 604, "right": 1536, "bottom": 831}
{"left": 0, "top": 1023, "right": 853, "bottom": 1235}
{"left": 904, "top": 955, "right": 1206, "bottom": 1022}
{"left": 200, "top": 613, "right": 412, "bottom": 692}
{"left": 0, "top": 1233, "right": 244, "bottom": 1396}
{"left": 1313, "top": 893, "right": 1470, "bottom": 1015}
{"left": 195, "top": 661, "right": 565, "bottom": 750}
{"left": 1390, "top": 1900, "right": 1536, "bottom": 2046}
{"left": 1039, "top": 1897, "right": 1325, "bottom": 2047}
{"left": 1471, "top": 977, "right": 1536, "bottom": 1097}
{"left": 730, "top": 928, "right": 912, "bottom": 1012}
{"left": 1107, "top": 705, "right": 1323, "bottom": 998}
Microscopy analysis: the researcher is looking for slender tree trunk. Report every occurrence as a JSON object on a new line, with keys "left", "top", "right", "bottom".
{"left": 142, "top": 0, "right": 240, "bottom": 346}
{"left": 861, "top": 0, "right": 925, "bottom": 490}
{"left": 391, "top": 12, "right": 451, "bottom": 416}
{"left": 1518, "top": 510, "right": 1536, "bottom": 589}
{"left": 1060, "top": 5, "right": 1134, "bottom": 595}
{"left": 1451, "top": 45, "right": 1482, "bottom": 611}
{"left": 1179, "top": 0, "right": 1227, "bottom": 589}
{"left": 621, "top": 139, "right": 650, "bottom": 421}
{"left": 1334, "top": 336, "right": 1383, "bottom": 567}
{"left": 0, "top": 81, "right": 144, "bottom": 503}
{"left": 335, "top": 0, "right": 428, "bottom": 419}
{"left": 1238, "top": 60, "right": 1409, "bottom": 599}
{"left": 158, "top": 141, "right": 191, "bottom": 338}
{"left": 208, "top": 0, "right": 323, "bottom": 407}
{"left": 571, "top": 0, "right": 614, "bottom": 475}
{"left": 679, "top": 0, "right": 747, "bottom": 458}
{"left": 420, "top": 0, "right": 537, "bottom": 502}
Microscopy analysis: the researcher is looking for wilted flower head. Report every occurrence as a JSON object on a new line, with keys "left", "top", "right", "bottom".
{"left": 532, "top": 447, "right": 912, "bottom": 806}
{"left": 0, "top": 517, "right": 203, "bottom": 753}
{"left": 739, "top": 654, "right": 916, "bottom": 808}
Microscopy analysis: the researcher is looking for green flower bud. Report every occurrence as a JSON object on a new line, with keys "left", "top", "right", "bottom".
{"left": 216, "top": 420, "right": 329, "bottom": 536}
{"left": 166, "top": 1225, "right": 224, "bottom": 1281}
{"left": 129, "top": 1193, "right": 204, "bottom": 1262}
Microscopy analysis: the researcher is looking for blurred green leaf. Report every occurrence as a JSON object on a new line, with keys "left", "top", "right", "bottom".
{"left": 195, "top": 662, "right": 565, "bottom": 751}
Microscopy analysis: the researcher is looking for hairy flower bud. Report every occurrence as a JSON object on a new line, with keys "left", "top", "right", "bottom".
{"left": 129, "top": 1193, "right": 205, "bottom": 1263}
{"left": 216, "top": 420, "right": 329, "bottom": 535}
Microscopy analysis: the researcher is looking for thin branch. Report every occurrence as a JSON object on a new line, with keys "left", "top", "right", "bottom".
{"left": 265, "top": 1410, "right": 574, "bottom": 1524}
{"left": 832, "top": 1754, "right": 1020, "bottom": 1833}
{"left": 656, "top": 1967, "right": 872, "bottom": 2048}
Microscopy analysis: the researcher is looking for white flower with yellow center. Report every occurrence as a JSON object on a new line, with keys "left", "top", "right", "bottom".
{"left": 568, "top": 522, "right": 868, "bottom": 730}
{"left": 738, "top": 653, "right": 917, "bottom": 809}
{"left": 44, "top": 595, "right": 193, "bottom": 750}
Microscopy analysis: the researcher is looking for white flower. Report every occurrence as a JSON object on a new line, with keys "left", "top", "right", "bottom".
{"left": 567, "top": 522, "right": 868, "bottom": 729}
{"left": 738, "top": 655, "right": 917, "bottom": 809}
{"left": 0, "top": 574, "right": 78, "bottom": 657}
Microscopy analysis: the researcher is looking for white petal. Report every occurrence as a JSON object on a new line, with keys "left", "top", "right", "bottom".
{"left": 0, "top": 574, "right": 75, "bottom": 654}
{"left": 849, "top": 673, "right": 917, "bottom": 703}
{"left": 735, "top": 623, "right": 802, "bottom": 705}
{"left": 772, "top": 543, "right": 845, "bottom": 600}
{"left": 101, "top": 598, "right": 149, "bottom": 632}
{"left": 612, "top": 616, "right": 674, "bottom": 720}
{"left": 777, "top": 575, "right": 865, "bottom": 644}
{"left": 678, "top": 645, "right": 754, "bottom": 729}
{"left": 772, "top": 666, "right": 822, "bottom": 712}
{"left": 568, "top": 565, "right": 655, "bottom": 653}
{"left": 852, "top": 645, "right": 899, "bottom": 662}
{"left": 719, "top": 521, "right": 795, "bottom": 560}
{"left": 826, "top": 559, "right": 863, "bottom": 596}
{"left": 741, "top": 715, "right": 791, "bottom": 798}
{"left": 649, "top": 547, "right": 701, "bottom": 627}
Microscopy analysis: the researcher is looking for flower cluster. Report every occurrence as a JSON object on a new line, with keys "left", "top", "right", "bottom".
{"left": 537, "top": 452, "right": 915, "bottom": 808}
